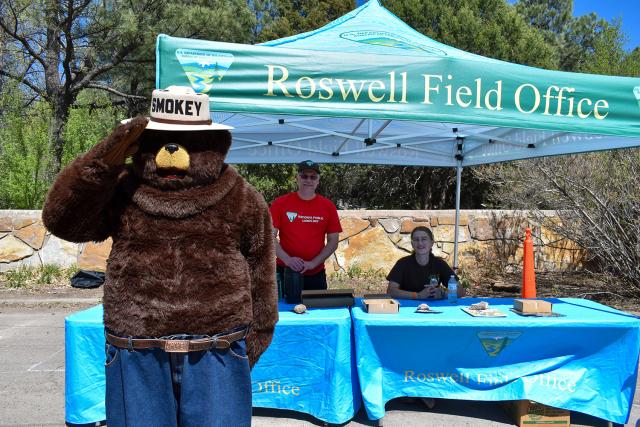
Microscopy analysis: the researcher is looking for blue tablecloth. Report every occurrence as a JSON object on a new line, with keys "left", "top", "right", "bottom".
{"left": 65, "top": 303, "right": 360, "bottom": 425}
{"left": 351, "top": 297, "right": 640, "bottom": 424}
{"left": 251, "top": 303, "right": 360, "bottom": 423}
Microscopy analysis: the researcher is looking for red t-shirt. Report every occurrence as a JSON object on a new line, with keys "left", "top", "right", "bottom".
{"left": 270, "top": 192, "right": 342, "bottom": 275}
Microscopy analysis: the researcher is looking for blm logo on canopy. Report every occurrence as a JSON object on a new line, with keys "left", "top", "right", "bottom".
{"left": 175, "top": 49, "right": 234, "bottom": 94}
{"left": 339, "top": 30, "right": 446, "bottom": 55}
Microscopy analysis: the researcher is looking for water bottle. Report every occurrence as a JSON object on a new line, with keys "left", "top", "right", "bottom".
{"left": 447, "top": 275, "right": 458, "bottom": 304}
{"left": 429, "top": 275, "right": 439, "bottom": 288}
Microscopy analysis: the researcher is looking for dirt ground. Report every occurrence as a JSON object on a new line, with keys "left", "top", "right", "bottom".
{"left": 0, "top": 277, "right": 104, "bottom": 306}
{"left": 2, "top": 269, "right": 637, "bottom": 315}
{"left": 329, "top": 269, "right": 640, "bottom": 315}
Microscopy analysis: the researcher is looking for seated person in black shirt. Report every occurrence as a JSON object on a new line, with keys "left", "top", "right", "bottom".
{"left": 386, "top": 226, "right": 466, "bottom": 300}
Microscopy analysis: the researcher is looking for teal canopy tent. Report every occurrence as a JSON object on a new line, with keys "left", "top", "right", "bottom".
{"left": 156, "top": 0, "right": 640, "bottom": 267}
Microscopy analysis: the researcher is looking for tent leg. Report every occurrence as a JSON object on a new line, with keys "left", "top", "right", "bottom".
{"left": 453, "top": 161, "right": 463, "bottom": 270}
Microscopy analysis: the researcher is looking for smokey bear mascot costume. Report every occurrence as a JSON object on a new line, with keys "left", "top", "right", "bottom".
{"left": 43, "top": 86, "right": 278, "bottom": 427}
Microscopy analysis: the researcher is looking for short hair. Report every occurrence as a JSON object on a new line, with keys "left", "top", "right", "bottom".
{"left": 411, "top": 226, "right": 434, "bottom": 241}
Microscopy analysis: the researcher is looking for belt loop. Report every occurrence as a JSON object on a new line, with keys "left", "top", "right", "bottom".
{"left": 127, "top": 336, "right": 134, "bottom": 352}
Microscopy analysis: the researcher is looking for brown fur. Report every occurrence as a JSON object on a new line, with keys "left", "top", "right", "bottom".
{"left": 42, "top": 117, "right": 277, "bottom": 367}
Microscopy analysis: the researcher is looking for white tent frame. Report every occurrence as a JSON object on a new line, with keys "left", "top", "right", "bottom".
{"left": 216, "top": 111, "right": 637, "bottom": 269}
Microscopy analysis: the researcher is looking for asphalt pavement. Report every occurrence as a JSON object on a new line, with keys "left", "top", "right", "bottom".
{"left": 0, "top": 295, "right": 637, "bottom": 427}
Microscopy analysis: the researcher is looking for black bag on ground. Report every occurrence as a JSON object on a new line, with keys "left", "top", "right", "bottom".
{"left": 70, "top": 270, "right": 105, "bottom": 289}
{"left": 283, "top": 267, "right": 304, "bottom": 304}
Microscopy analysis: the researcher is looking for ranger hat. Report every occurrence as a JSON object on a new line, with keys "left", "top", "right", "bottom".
{"left": 123, "top": 85, "right": 233, "bottom": 131}
{"left": 297, "top": 160, "right": 321, "bottom": 174}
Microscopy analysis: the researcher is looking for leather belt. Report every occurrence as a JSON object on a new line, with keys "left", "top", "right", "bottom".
{"left": 106, "top": 329, "right": 247, "bottom": 353}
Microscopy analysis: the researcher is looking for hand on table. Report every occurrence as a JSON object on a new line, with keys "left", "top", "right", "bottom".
{"left": 418, "top": 285, "right": 444, "bottom": 300}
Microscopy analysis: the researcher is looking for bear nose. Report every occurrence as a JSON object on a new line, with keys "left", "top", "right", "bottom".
{"left": 165, "top": 144, "right": 179, "bottom": 154}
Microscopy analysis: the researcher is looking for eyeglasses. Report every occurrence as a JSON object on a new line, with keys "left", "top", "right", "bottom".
{"left": 299, "top": 174, "right": 319, "bottom": 180}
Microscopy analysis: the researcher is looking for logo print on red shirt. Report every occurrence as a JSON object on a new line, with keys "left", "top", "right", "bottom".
{"left": 286, "top": 211, "right": 298, "bottom": 222}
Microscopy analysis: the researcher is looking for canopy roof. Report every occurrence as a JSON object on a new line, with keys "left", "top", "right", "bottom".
{"left": 156, "top": 0, "right": 640, "bottom": 167}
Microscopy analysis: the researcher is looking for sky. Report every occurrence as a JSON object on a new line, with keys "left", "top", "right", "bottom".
{"left": 572, "top": 1, "right": 639, "bottom": 51}
{"left": 355, "top": 1, "right": 640, "bottom": 52}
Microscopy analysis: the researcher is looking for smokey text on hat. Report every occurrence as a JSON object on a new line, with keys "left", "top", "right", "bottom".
{"left": 151, "top": 97, "right": 203, "bottom": 117}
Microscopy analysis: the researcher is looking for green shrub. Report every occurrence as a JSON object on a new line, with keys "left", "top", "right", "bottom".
{"left": 4, "top": 266, "right": 35, "bottom": 288}
{"left": 1, "top": 265, "right": 78, "bottom": 288}
{"left": 457, "top": 269, "right": 471, "bottom": 289}
{"left": 39, "top": 264, "right": 63, "bottom": 284}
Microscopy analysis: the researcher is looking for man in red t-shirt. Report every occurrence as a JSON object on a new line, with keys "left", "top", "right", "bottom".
{"left": 270, "top": 160, "right": 342, "bottom": 290}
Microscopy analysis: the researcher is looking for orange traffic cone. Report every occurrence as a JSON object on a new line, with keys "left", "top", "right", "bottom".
{"left": 522, "top": 227, "right": 537, "bottom": 298}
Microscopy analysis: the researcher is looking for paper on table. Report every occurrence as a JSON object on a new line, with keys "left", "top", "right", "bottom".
{"left": 462, "top": 307, "right": 507, "bottom": 317}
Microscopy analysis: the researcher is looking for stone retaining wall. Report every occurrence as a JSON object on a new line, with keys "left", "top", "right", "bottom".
{"left": 0, "top": 210, "right": 585, "bottom": 274}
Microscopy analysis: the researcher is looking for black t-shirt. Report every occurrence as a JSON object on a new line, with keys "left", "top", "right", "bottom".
{"left": 386, "top": 254, "right": 456, "bottom": 292}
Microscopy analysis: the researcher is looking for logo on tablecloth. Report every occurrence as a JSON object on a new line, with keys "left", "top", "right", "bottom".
{"left": 477, "top": 331, "right": 521, "bottom": 357}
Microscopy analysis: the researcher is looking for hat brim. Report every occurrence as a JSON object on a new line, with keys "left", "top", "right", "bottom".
{"left": 121, "top": 118, "right": 233, "bottom": 131}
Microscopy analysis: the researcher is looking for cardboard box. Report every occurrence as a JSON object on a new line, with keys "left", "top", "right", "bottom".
{"left": 514, "top": 299, "right": 553, "bottom": 314}
{"left": 363, "top": 298, "right": 399, "bottom": 314}
{"left": 503, "top": 400, "right": 570, "bottom": 427}
{"left": 362, "top": 293, "right": 391, "bottom": 299}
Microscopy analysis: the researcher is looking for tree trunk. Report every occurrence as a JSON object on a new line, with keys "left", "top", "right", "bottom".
{"left": 50, "top": 102, "right": 68, "bottom": 176}
{"left": 418, "top": 168, "right": 431, "bottom": 209}
{"left": 44, "top": 0, "right": 65, "bottom": 175}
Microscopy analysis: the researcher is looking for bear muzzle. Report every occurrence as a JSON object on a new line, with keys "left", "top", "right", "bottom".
{"left": 156, "top": 143, "right": 190, "bottom": 180}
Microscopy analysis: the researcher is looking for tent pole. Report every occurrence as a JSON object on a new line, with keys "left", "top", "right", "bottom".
{"left": 453, "top": 161, "right": 463, "bottom": 270}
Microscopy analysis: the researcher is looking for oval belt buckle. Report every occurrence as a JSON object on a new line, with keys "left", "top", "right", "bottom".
{"left": 164, "top": 340, "right": 190, "bottom": 353}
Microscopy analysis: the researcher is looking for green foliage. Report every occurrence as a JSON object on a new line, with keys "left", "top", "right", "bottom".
{"left": 0, "top": 86, "right": 120, "bottom": 209}
{"left": 578, "top": 19, "right": 635, "bottom": 76}
{"left": 104, "top": 0, "right": 259, "bottom": 117}
{"left": 516, "top": 0, "right": 573, "bottom": 37}
{"left": 236, "top": 164, "right": 297, "bottom": 204}
{"left": 38, "top": 264, "right": 64, "bottom": 284}
{"left": 238, "top": 162, "right": 487, "bottom": 209}
{"left": 328, "top": 264, "right": 388, "bottom": 294}
{"left": 385, "top": 0, "right": 557, "bottom": 68}
{"left": 514, "top": 0, "right": 639, "bottom": 72}
{"left": 333, "top": 264, "right": 387, "bottom": 281}
{"left": 345, "top": 265, "right": 385, "bottom": 279}
{"left": 62, "top": 91, "right": 121, "bottom": 167}
{"left": 456, "top": 268, "right": 471, "bottom": 289}
{"left": 256, "top": 0, "right": 355, "bottom": 42}
{"left": 3, "top": 266, "right": 33, "bottom": 288}
{"left": 1, "top": 0, "right": 259, "bottom": 175}
{"left": 1, "top": 264, "right": 78, "bottom": 288}
{"left": 317, "top": 164, "right": 486, "bottom": 209}
{"left": 0, "top": 86, "right": 54, "bottom": 209}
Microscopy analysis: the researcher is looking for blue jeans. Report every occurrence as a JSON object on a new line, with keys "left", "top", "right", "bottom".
{"left": 105, "top": 332, "right": 251, "bottom": 427}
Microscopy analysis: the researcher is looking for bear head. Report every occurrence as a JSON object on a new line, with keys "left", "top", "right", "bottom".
{"left": 132, "top": 129, "right": 232, "bottom": 191}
